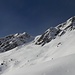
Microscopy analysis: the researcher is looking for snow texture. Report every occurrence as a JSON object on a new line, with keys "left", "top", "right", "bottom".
{"left": 0, "top": 16, "right": 75, "bottom": 75}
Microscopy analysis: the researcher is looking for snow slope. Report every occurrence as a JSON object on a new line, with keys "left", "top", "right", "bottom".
{"left": 0, "top": 16, "right": 75, "bottom": 75}
{"left": 3, "top": 54, "right": 75, "bottom": 75}
{"left": 0, "top": 32, "right": 32, "bottom": 52}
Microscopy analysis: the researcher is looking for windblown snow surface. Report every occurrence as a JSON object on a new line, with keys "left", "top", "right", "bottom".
{"left": 0, "top": 17, "right": 75, "bottom": 75}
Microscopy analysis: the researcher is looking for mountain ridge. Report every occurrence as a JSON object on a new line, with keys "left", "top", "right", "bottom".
{"left": 0, "top": 16, "right": 75, "bottom": 52}
{"left": 0, "top": 16, "right": 75, "bottom": 75}
{"left": 35, "top": 16, "right": 75, "bottom": 46}
{"left": 0, "top": 32, "right": 32, "bottom": 52}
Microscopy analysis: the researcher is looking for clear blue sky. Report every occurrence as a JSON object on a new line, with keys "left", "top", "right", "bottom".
{"left": 0, "top": 0, "right": 75, "bottom": 37}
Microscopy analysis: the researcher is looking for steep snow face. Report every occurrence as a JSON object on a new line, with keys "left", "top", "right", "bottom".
{"left": 1, "top": 29, "right": 75, "bottom": 75}
{"left": 35, "top": 16, "right": 75, "bottom": 46}
{"left": 0, "top": 16, "right": 75, "bottom": 75}
{"left": 56, "top": 16, "right": 75, "bottom": 31}
{"left": 35, "top": 27, "right": 60, "bottom": 46}
{"left": 0, "top": 32, "right": 32, "bottom": 52}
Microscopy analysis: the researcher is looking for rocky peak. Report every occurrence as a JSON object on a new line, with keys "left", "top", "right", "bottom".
{"left": 56, "top": 16, "right": 75, "bottom": 31}
{"left": 0, "top": 32, "right": 32, "bottom": 52}
{"left": 35, "top": 27, "right": 60, "bottom": 46}
{"left": 35, "top": 16, "right": 75, "bottom": 46}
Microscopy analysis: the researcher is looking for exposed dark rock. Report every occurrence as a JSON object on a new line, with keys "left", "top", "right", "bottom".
{"left": 35, "top": 27, "right": 60, "bottom": 46}
{"left": 35, "top": 16, "right": 75, "bottom": 46}
{"left": 0, "top": 32, "right": 32, "bottom": 52}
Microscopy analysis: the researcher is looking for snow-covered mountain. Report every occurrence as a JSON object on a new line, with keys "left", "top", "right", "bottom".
{"left": 0, "top": 16, "right": 75, "bottom": 75}
{"left": 35, "top": 16, "right": 75, "bottom": 46}
{"left": 0, "top": 32, "right": 32, "bottom": 52}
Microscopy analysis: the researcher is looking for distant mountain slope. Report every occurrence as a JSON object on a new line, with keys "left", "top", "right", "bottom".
{"left": 0, "top": 32, "right": 32, "bottom": 52}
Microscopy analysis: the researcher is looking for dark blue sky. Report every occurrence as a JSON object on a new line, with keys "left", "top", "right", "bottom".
{"left": 0, "top": 0, "right": 75, "bottom": 37}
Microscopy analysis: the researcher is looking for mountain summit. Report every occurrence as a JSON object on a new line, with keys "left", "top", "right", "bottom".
{"left": 0, "top": 32, "right": 32, "bottom": 52}
{"left": 35, "top": 16, "right": 75, "bottom": 46}
{"left": 0, "top": 16, "right": 75, "bottom": 52}
{"left": 0, "top": 17, "right": 75, "bottom": 75}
